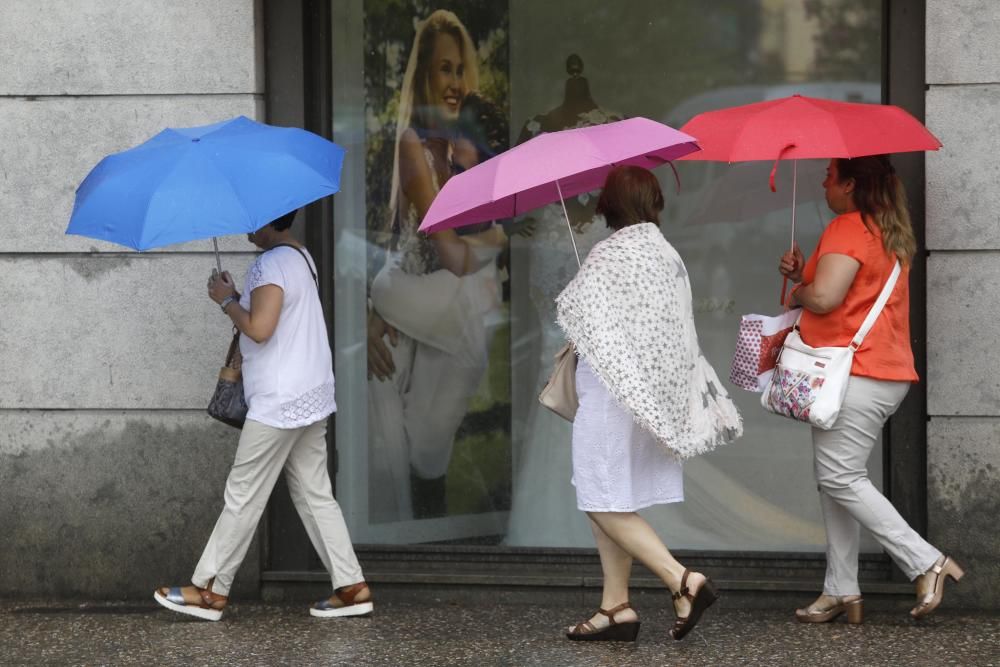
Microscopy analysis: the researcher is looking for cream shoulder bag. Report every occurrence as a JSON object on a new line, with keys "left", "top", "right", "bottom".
{"left": 539, "top": 246, "right": 582, "bottom": 422}
{"left": 539, "top": 342, "right": 578, "bottom": 421}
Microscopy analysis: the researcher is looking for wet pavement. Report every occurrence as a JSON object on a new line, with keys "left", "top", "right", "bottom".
{"left": 1, "top": 599, "right": 998, "bottom": 666}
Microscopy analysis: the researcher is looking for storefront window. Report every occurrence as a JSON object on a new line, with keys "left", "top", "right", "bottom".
{"left": 331, "top": 0, "right": 884, "bottom": 550}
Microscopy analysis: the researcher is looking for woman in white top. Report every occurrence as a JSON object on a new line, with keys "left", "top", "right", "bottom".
{"left": 557, "top": 166, "right": 742, "bottom": 642}
{"left": 153, "top": 210, "right": 370, "bottom": 621}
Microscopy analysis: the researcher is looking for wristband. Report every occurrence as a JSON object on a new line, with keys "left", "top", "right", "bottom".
{"left": 220, "top": 295, "right": 238, "bottom": 312}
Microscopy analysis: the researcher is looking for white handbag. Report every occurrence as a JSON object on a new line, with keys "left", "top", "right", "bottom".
{"left": 761, "top": 261, "right": 901, "bottom": 430}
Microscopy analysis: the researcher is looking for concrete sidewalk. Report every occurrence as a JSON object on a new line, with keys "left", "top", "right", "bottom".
{"left": 1, "top": 599, "right": 997, "bottom": 666}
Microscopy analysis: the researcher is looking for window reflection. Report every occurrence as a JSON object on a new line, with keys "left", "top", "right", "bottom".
{"left": 334, "top": 0, "right": 884, "bottom": 550}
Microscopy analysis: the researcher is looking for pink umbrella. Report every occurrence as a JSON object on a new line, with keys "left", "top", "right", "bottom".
{"left": 418, "top": 117, "right": 699, "bottom": 265}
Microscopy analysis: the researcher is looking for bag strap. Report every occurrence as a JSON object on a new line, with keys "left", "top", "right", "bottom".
{"left": 224, "top": 329, "right": 241, "bottom": 366}
{"left": 270, "top": 243, "right": 319, "bottom": 289}
{"left": 850, "top": 260, "right": 901, "bottom": 350}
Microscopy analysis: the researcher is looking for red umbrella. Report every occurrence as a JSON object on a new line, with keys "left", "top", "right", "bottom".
{"left": 679, "top": 94, "right": 942, "bottom": 303}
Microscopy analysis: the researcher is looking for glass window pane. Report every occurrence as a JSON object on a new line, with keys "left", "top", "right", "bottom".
{"left": 333, "top": 0, "right": 885, "bottom": 551}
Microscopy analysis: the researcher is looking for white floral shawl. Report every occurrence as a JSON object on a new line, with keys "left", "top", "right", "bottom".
{"left": 556, "top": 222, "right": 742, "bottom": 459}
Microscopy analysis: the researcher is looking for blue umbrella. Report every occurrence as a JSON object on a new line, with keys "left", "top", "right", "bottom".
{"left": 66, "top": 115, "right": 344, "bottom": 269}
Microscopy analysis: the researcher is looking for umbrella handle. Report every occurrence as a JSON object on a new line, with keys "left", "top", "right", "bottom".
{"left": 779, "top": 160, "right": 798, "bottom": 307}
{"left": 667, "top": 160, "right": 681, "bottom": 195}
{"left": 213, "top": 237, "right": 223, "bottom": 274}
{"left": 768, "top": 143, "right": 796, "bottom": 192}
{"left": 555, "top": 179, "right": 582, "bottom": 268}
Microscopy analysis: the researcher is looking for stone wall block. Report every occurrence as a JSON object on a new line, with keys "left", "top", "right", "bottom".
{"left": 0, "top": 96, "right": 261, "bottom": 253}
{"left": 925, "top": 85, "right": 1000, "bottom": 250}
{"left": 927, "top": 0, "right": 1000, "bottom": 85}
{"left": 926, "top": 252, "right": 1000, "bottom": 415}
{"left": 0, "top": 0, "right": 260, "bottom": 95}
{"left": 0, "top": 254, "right": 256, "bottom": 409}
{"left": 927, "top": 418, "right": 1000, "bottom": 609}
{"left": 0, "top": 411, "right": 257, "bottom": 598}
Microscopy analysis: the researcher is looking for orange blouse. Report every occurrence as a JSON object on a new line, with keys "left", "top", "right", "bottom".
{"left": 797, "top": 211, "right": 918, "bottom": 382}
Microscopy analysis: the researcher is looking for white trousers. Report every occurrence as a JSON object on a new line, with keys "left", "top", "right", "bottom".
{"left": 193, "top": 419, "right": 363, "bottom": 596}
{"left": 812, "top": 376, "right": 941, "bottom": 596}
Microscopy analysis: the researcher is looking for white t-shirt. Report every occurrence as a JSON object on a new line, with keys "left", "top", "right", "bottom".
{"left": 238, "top": 245, "right": 336, "bottom": 429}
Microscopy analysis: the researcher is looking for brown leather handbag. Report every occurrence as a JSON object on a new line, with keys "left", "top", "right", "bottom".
{"left": 538, "top": 342, "right": 578, "bottom": 422}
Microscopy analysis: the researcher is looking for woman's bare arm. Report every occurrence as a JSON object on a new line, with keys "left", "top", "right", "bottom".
{"left": 399, "top": 129, "right": 503, "bottom": 276}
{"left": 789, "top": 253, "right": 861, "bottom": 314}
{"left": 224, "top": 285, "right": 283, "bottom": 343}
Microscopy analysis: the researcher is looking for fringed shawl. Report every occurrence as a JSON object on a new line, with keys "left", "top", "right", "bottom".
{"left": 556, "top": 222, "right": 742, "bottom": 459}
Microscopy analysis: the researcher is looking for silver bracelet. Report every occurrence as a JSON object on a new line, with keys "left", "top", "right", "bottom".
{"left": 220, "top": 295, "right": 238, "bottom": 312}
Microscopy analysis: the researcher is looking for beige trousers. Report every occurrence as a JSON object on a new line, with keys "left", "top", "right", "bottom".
{"left": 812, "top": 376, "right": 940, "bottom": 596}
{"left": 193, "top": 419, "right": 363, "bottom": 596}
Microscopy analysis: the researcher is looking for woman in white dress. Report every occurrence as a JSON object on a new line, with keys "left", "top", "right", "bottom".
{"left": 557, "top": 166, "right": 742, "bottom": 642}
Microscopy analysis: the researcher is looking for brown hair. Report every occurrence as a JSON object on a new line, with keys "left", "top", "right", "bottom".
{"left": 596, "top": 166, "right": 665, "bottom": 230}
{"left": 834, "top": 155, "right": 916, "bottom": 265}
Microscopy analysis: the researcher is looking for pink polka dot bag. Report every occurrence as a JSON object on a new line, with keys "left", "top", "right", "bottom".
{"left": 729, "top": 309, "right": 800, "bottom": 393}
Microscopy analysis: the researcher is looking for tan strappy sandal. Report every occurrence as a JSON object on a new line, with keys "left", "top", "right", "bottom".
{"left": 669, "top": 569, "right": 719, "bottom": 641}
{"left": 565, "top": 601, "right": 641, "bottom": 642}
{"left": 911, "top": 555, "right": 965, "bottom": 619}
{"left": 795, "top": 595, "right": 864, "bottom": 624}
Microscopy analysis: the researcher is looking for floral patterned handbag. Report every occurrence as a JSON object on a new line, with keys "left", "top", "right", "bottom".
{"left": 761, "top": 261, "right": 900, "bottom": 430}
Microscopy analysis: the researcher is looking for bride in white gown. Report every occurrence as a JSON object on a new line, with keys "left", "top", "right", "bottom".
{"left": 507, "top": 196, "right": 612, "bottom": 546}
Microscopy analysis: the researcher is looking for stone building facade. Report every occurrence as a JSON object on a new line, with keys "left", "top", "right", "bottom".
{"left": 0, "top": 1, "right": 995, "bottom": 608}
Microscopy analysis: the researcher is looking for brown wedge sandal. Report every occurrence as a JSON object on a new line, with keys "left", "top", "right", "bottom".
{"left": 669, "top": 570, "right": 719, "bottom": 641}
{"left": 566, "top": 602, "right": 641, "bottom": 642}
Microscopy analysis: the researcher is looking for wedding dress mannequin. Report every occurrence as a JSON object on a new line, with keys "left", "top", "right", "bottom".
{"left": 506, "top": 55, "right": 624, "bottom": 546}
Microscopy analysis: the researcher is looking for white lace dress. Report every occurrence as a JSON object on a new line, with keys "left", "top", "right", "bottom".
{"left": 572, "top": 357, "right": 683, "bottom": 512}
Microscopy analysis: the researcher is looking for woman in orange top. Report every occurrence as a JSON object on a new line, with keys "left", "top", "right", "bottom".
{"left": 779, "top": 155, "right": 963, "bottom": 624}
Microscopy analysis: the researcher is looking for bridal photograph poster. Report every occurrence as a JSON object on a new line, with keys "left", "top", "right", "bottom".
{"left": 361, "top": 1, "right": 513, "bottom": 533}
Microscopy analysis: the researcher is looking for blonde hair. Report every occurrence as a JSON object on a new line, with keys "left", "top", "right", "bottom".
{"left": 388, "top": 10, "right": 479, "bottom": 232}
{"left": 835, "top": 156, "right": 917, "bottom": 266}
